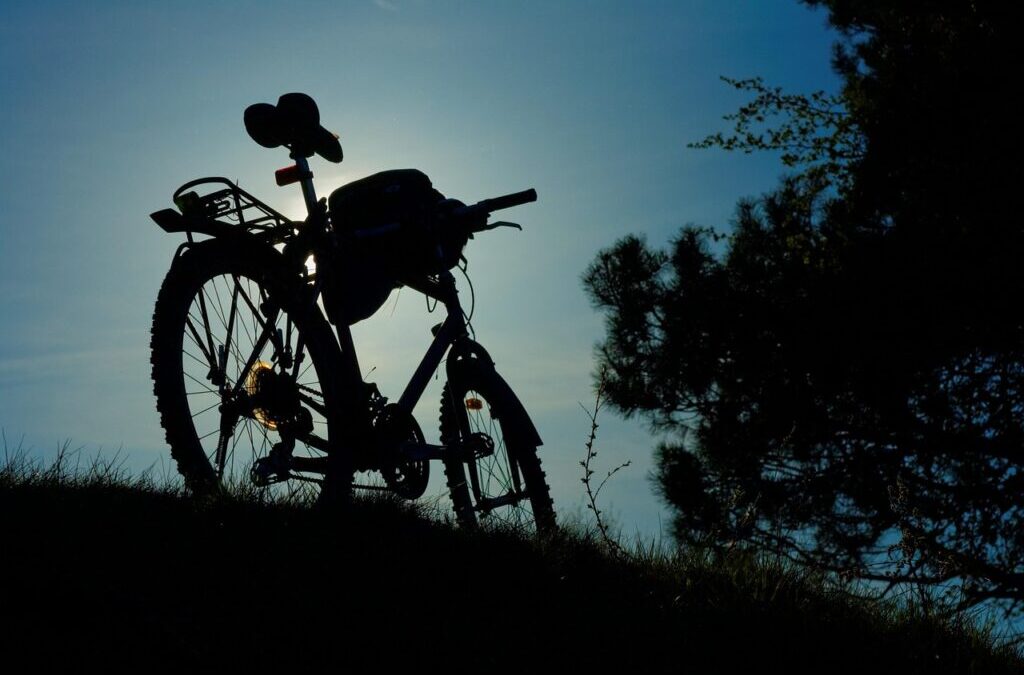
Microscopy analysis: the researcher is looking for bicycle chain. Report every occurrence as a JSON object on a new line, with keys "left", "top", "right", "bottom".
{"left": 296, "top": 382, "right": 324, "bottom": 399}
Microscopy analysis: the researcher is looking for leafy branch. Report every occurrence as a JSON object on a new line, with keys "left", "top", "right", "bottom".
{"left": 580, "top": 368, "right": 632, "bottom": 558}
{"left": 689, "top": 76, "right": 863, "bottom": 185}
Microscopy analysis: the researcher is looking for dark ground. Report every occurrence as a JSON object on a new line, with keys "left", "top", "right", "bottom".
{"left": 2, "top": 477, "right": 1020, "bottom": 674}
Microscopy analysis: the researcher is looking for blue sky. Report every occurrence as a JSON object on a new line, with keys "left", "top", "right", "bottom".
{"left": 0, "top": 0, "right": 839, "bottom": 538}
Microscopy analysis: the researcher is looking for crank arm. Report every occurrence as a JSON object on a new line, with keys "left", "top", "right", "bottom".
{"left": 398, "top": 442, "right": 447, "bottom": 461}
{"left": 399, "top": 435, "right": 495, "bottom": 462}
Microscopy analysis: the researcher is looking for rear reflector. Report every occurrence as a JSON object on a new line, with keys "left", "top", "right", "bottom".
{"left": 275, "top": 165, "right": 311, "bottom": 186}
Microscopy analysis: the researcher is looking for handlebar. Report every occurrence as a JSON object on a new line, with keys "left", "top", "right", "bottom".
{"left": 479, "top": 188, "right": 537, "bottom": 213}
{"left": 453, "top": 188, "right": 537, "bottom": 223}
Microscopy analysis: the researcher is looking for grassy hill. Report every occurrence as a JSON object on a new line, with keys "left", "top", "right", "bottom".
{"left": 2, "top": 460, "right": 1020, "bottom": 674}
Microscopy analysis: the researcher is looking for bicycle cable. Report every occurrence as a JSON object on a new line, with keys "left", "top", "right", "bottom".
{"left": 425, "top": 281, "right": 438, "bottom": 313}
{"left": 459, "top": 259, "right": 476, "bottom": 338}
{"left": 388, "top": 286, "right": 403, "bottom": 318}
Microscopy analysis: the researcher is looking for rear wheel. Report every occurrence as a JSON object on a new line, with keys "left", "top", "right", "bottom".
{"left": 440, "top": 368, "right": 555, "bottom": 534}
{"left": 150, "top": 241, "right": 350, "bottom": 501}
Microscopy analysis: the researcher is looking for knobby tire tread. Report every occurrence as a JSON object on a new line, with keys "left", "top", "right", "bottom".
{"left": 439, "top": 368, "right": 556, "bottom": 533}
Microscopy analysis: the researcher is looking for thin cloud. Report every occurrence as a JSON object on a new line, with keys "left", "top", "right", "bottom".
{"left": 0, "top": 347, "right": 146, "bottom": 382}
{"left": 373, "top": 0, "right": 399, "bottom": 11}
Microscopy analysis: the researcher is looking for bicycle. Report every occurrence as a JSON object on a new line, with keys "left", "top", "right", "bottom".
{"left": 148, "top": 93, "right": 555, "bottom": 532}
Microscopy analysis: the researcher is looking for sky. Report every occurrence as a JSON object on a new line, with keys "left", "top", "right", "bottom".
{"left": 0, "top": 0, "right": 840, "bottom": 540}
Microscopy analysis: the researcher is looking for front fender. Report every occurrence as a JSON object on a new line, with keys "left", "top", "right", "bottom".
{"left": 446, "top": 339, "right": 544, "bottom": 447}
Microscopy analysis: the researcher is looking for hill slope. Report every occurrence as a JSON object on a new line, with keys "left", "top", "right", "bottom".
{"left": 1, "top": 473, "right": 1019, "bottom": 673}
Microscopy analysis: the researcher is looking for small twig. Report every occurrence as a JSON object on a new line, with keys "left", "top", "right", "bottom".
{"left": 579, "top": 368, "right": 632, "bottom": 559}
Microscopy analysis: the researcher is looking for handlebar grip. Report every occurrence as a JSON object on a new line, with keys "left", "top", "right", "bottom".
{"left": 480, "top": 188, "right": 537, "bottom": 213}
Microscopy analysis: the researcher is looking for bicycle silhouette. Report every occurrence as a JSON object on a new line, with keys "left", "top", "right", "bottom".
{"left": 149, "top": 93, "right": 554, "bottom": 532}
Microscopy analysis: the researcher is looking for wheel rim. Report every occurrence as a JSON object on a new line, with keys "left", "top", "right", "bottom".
{"left": 461, "top": 389, "right": 538, "bottom": 531}
{"left": 180, "top": 271, "right": 328, "bottom": 497}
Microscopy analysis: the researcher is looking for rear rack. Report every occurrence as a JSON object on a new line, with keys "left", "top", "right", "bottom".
{"left": 168, "top": 177, "right": 295, "bottom": 241}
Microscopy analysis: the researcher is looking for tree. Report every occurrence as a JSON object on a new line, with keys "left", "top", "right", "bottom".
{"left": 584, "top": 1, "right": 1024, "bottom": 615}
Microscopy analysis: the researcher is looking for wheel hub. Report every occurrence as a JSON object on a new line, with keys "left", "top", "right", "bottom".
{"left": 464, "top": 432, "right": 495, "bottom": 460}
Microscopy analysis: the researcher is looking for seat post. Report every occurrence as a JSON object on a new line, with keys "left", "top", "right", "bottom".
{"left": 292, "top": 154, "right": 319, "bottom": 216}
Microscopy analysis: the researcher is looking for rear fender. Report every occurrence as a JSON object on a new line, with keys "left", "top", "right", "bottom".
{"left": 151, "top": 209, "right": 243, "bottom": 239}
{"left": 169, "top": 237, "right": 316, "bottom": 317}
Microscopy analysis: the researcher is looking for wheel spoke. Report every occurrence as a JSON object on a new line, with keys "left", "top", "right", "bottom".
{"left": 222, "top": 275, "right": 240, "bottom": 375}
{"left": 198, "top": 428, "right": 220, "bottom": 442}
{"left": 190, "top": 399, "right": 222, "bottom": 419}
{"left": 212, "top": 279, "right": 256, "bottom": 382}
{"left": 242, "top": 418, "right": 258, "bottom": 475}
{"left": 184, "top": 371, "right": 219, "bottom": 394}
{"left": 183, "top": 348, "right": 212, "bottom": 370}
{"left": 185, "top": 317, "right": 215, "bottom": 368}
{"left": 207, "top": 276, "right": 256, "bottom": 368}
{"left": 194, "top": 286, "right": 218, "bottom": 370}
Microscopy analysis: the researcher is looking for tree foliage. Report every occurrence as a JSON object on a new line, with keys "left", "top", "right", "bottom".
{"left": 689, "top": 76, "right": 863, "bottom": 184}
{"left": 584, "top": 1, "right": 1023, "bottom": 614}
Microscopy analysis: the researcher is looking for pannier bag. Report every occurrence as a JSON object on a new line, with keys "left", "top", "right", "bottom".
{"left": 321, "top": 169, "right": 468, "bottom": 325}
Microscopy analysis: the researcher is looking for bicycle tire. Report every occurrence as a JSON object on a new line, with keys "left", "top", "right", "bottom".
{"left": 439, "top": 366, "right": 556, "bottom": 533}
{"left": 150, "top": 239, "right": 351, "bottom": 500}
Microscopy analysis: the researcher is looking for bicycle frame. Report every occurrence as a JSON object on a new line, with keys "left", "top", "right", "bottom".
{"left": 292, "top": 156, "right": 483, "bottom": 464}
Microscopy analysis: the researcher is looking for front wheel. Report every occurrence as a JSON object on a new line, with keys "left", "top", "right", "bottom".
{"left": 439, "top": 367, "right": 556, "bottom": 534}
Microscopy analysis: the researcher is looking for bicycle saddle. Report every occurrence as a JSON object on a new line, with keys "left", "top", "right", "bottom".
{"left": 244, "top": 93, "right": 343, "bottom": 163}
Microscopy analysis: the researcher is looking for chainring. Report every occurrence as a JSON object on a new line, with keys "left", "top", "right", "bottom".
{"left": 374, "top": 403, "right": 430, "bottom": 499}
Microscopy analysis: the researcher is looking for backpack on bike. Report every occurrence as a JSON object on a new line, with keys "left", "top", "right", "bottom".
{"left": 321, "top": 169, "right": 469, "bottom": 325}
